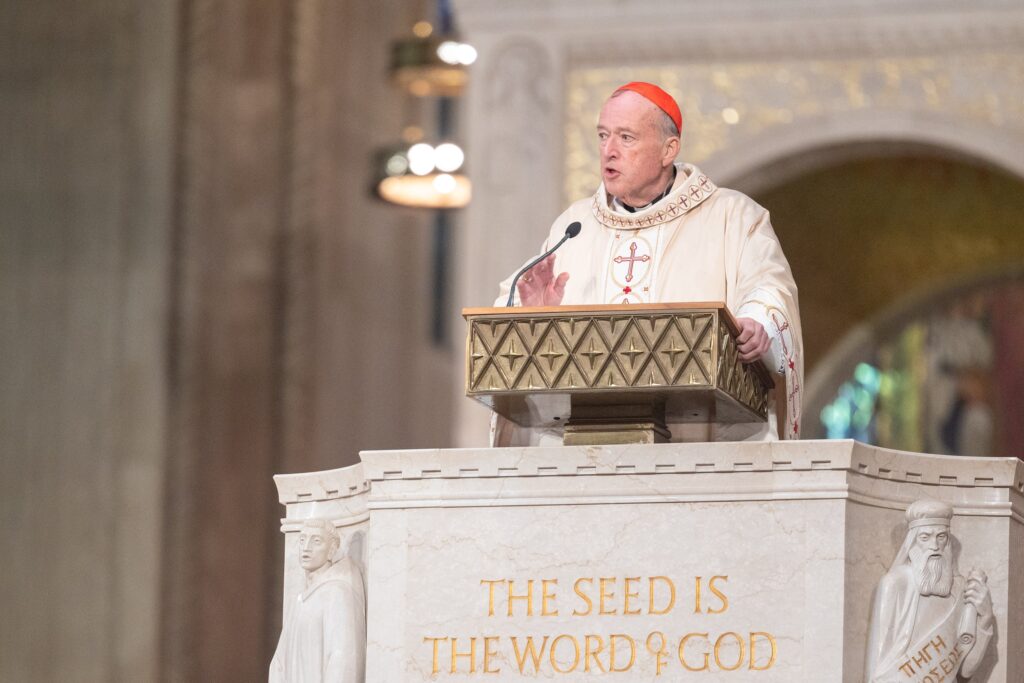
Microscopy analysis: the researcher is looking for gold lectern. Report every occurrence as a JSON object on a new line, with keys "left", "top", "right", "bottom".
{"left": 463, "top": 303, "right": 773, "bottom": 445}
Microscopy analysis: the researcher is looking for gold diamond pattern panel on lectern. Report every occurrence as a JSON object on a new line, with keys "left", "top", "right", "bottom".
{"left": 464, "top": 304, "right": 772, "bottom": 428}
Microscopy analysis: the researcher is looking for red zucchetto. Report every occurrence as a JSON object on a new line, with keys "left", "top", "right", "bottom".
{"left": 613, "top": 82, "right": 682, "bottom": 134}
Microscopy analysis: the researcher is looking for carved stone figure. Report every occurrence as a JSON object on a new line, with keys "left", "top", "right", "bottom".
{"left": 866, "top": 500, "right": 993, "bottom": 682}
{"left": 270, "top": 518, "right": 366, "bottom": 683}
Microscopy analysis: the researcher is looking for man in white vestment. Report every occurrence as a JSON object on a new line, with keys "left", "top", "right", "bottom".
{"left": 865, "top": 500, "right": 993, "bottom": 683}
{"left": 494, "top": 81, "right": 802, "bottom": 444}
{"left": 270, "top": 518, "right": 366, "bottom": 683}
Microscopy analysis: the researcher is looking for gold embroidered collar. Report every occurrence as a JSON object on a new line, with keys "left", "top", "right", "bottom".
{"left": 591, "top": 163, "right": 717, "bottom": 231}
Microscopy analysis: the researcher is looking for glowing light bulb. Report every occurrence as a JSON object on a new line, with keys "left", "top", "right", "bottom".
{"left": 437, "top": 41, "right": 461, "bottom": 65}
{"left": 434, "top": 143, "right": 464, "bottom": 172}
{"left": 407, "top": 143, "right": 435, "bottom": 175}
{"left": 456, "top": 44, "right": 477, "bottom": 65}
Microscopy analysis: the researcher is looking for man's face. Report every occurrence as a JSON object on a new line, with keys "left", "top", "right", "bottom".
{"left": 299, "top": 526, "right": 334, "bottom": 572}
{"left": 597, "top": 91, "right": 677, "bottom": 206}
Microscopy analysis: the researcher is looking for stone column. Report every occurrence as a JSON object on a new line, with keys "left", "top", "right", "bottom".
{"left": 450, "top": 16, "right": 566, "bottom": 446}
{"left": 0, "top": 1, "right": 176, "bottom": 680}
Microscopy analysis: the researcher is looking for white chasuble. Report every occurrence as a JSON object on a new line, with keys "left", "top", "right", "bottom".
{"left": 495, "top": 163, "right": 803, "bottom": 444}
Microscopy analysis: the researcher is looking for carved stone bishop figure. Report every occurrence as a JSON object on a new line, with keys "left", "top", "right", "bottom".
{"left": 866, "top": 500, "right": 994, "bottom": 683}
{"left": 270, "top": 518, "right": 366, "bottom": 683}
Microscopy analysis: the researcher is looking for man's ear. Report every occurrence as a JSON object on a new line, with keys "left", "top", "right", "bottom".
{"left": 662, "top": 136, "right": 680, "bottom": 166}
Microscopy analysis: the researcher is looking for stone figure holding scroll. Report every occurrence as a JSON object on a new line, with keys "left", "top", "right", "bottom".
{"left": 270, "top": 518, "right": 366, "bottom": 683}
{"left": 865, "top": 500, "right": 993, "bottom": 682}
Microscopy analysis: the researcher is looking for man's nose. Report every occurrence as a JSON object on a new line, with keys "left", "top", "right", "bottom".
{"left": 601, "top": 138, "right": 619, "bottom": 159}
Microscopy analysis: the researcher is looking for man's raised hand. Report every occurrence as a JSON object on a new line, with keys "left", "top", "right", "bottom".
{"left": 516, "top": 254, "right": 569, "bottom": 306}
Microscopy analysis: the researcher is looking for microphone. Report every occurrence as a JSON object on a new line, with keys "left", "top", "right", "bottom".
{"left": 506, "top": 221, "right": 582, "bottom": 307}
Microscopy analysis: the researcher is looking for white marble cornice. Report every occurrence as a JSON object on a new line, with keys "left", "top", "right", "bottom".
{"left": 361, "top": 441, "right": 1022, "bottom": 487}
{"left": 456, "top": 0, "right": 1024, "bottom": 30}
{"left": 564, "top": 16, "right": 1024, "bottom": 65}
{"left": 456, "top": 0, "right": 1024, "bottom": 62}
{"left": 274, "top": 462, "right": 370, "bottom": 503}
{"left": 274, "top": 462, "right": 370, "bottom": 530}
{"left": 360, "top": 441, "right": 1024, "bottom": 519}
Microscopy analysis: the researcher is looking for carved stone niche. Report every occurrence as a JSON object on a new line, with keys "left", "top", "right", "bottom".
{"left": 272, "top": 464, "right": 369, "bottom": 683}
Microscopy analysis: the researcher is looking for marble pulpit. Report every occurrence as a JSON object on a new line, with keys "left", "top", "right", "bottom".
{"left": 273, "top": 440, "right": 1023, "bottom": 682}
